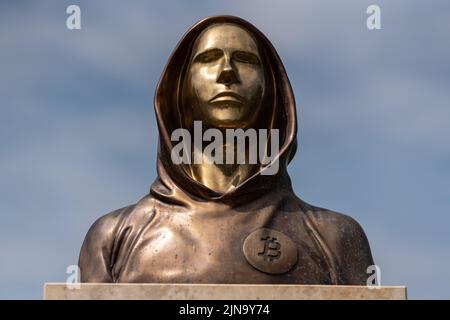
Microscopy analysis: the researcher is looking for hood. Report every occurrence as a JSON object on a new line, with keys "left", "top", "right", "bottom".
{"left": 151, "top": 15, "right": 298, "bottom": 204}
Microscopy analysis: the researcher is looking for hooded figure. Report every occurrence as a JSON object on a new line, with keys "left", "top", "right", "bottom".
{"left": 79, "top": 16, "right": 374, "bottom": 285}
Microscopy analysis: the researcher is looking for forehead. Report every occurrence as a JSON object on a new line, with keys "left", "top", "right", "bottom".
{"left": 193, "top": 24, "right": 259, "bottom": 55}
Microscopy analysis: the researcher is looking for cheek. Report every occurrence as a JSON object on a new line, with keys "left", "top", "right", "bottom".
{"left": 239, "top": 66, "right": 264, "bottom": 92}
{"left": 191, "top": 66, "right": 218, "bottom": 87}
{"left": 190, "top": 66, "right": 218, "bottom": 100}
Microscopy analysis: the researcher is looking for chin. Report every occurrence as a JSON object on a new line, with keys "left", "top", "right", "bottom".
{"left": 215, "top": 122, "right": 243, "bottom": 129}
{"left": 208, "top": 116, "right": 249, "bottom": 128}
{"left": 207, "top": 113, "right": 250, "bottom": 129}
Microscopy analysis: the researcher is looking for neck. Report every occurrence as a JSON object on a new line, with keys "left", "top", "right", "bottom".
{"left": 190, "top": 143, "right": 258, "bottom": 194}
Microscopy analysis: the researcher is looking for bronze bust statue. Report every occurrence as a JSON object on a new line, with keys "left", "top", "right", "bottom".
{"left": 79, "top": 15, "right": 374, "bottom": 285}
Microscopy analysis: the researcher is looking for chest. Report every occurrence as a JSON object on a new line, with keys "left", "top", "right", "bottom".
{"left": 114, "top": 214, "right": 332, "bottom": 284}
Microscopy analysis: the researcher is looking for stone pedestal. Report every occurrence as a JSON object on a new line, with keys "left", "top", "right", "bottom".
{"left": 43, "top": 283, "right": 407, "bottom": 300}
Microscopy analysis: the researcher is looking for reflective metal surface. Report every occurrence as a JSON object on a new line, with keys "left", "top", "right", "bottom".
{"left": 243, "top": 228, "right": 298, "bottom": 275}
{"left": 183, "top": 23, "right": 269, "bottom": 193}
{"left": 79, "top": 15, "right": 375, "bottom": 285}
{"left": 183, "top": 23, "right": 265, "bottom": 129}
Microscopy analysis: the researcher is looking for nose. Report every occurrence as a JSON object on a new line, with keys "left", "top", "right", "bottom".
{"left": 216, "top": 57, "right": 239, "bottom": 86}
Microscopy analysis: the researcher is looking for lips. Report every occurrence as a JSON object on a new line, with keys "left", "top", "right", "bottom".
{"left": 209, "top": 92, "right": 246, "bottom": 105}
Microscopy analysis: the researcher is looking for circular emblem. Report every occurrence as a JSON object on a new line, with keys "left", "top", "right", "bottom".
{"left": 243, "top": 228, "right": 298, "bottom": 275}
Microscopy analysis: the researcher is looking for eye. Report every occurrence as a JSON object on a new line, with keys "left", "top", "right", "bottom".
{"left": 232, "top": 51, "right": 260, "bottom": 65}
{"left": 194, "top": 49, "right": 223, "bottom": 63}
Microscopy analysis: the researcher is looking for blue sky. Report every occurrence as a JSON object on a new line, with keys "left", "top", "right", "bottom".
{"left": 0, "top": 0, "right": 449, "bottom": 299}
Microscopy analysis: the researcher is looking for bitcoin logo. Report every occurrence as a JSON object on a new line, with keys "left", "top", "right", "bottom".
{"left": 258, "top": 236, "right": 281, "bottom": 261}
{"left": 243, "top": 228, "right": 298, "bottom": 274}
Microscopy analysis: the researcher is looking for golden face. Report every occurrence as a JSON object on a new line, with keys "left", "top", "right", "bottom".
{"left": 184, "top": 23, "right": 265, "bottom": 128}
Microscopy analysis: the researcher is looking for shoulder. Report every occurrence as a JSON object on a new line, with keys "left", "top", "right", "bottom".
{"left": 83, "top": 205, "right": 135, "bottom": 245}
{"left": 307, "top": 207, "right": 368, "bottom": 242}
{"left": 78, "top": 205, "right": 135, "bottom": 282}
{"left": 304, "top": 205, "right": 375, "bottom": 284}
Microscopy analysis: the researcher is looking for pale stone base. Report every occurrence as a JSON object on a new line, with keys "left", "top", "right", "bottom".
{"left": 43, "top": 283, "right": 407, "bottom": 300}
